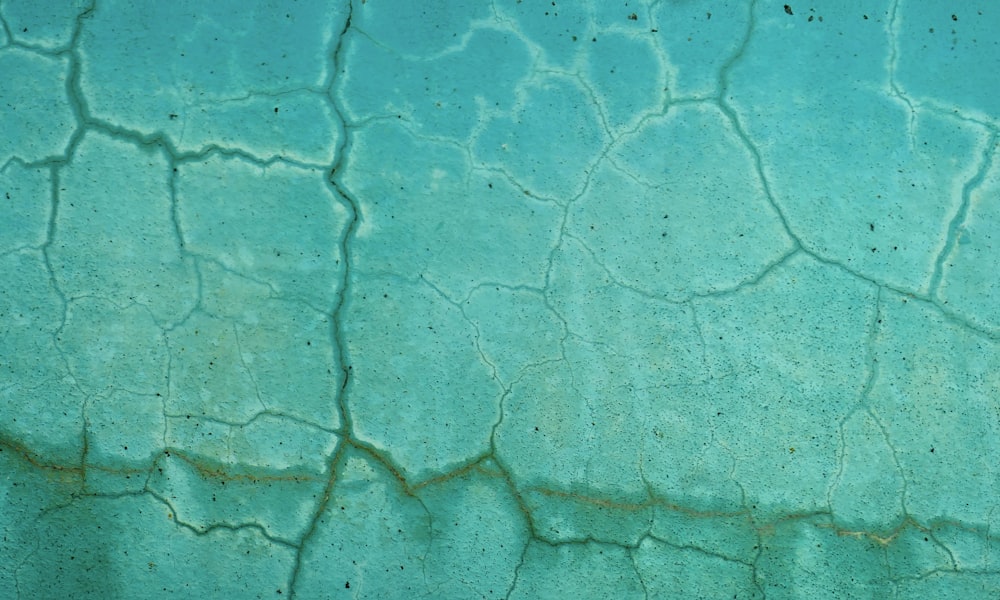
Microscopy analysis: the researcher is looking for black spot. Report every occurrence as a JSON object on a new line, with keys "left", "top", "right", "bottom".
{"left": 784, "top": 5, "right": 793, "bottom": 16}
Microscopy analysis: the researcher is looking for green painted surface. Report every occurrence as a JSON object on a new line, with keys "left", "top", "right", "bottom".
{"left": 1, "top": 0, "right": 999, "bottom": 598}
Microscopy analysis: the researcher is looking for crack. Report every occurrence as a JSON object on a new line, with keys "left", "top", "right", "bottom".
{"left": 4, "top": 0, "right": 1000, "bottom": 596}
{"left": 929, "top": 130, "right": 998, "bottom": 297}
{"left": 287, "top": 0, "right": 356, "bottom": 595}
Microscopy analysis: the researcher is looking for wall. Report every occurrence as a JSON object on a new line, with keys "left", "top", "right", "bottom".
{"left": 1, "top": 0, "right": 999, "bottom": 598}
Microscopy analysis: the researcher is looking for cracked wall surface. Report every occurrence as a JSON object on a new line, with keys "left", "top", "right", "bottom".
{"left": 1, "top": 0, "right": 999, "bottom": 598}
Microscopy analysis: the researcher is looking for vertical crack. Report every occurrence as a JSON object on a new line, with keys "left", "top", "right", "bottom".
{"left": 928, "top": 131, "right": 998, "bottom": 298}
{"left": 287, "top": 1, "right": 357, "bottom": 596}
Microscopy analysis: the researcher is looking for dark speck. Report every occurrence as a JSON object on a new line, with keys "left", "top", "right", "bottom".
{"left": 784, "top": 4, "right": 793, "bottom": 16}
{"left": 951, "top": 14, "right": 957, "bottom": 21}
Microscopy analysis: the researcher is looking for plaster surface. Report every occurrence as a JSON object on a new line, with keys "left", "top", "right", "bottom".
{"left": 1, "top": 1, "right": 999, "bottom": 598}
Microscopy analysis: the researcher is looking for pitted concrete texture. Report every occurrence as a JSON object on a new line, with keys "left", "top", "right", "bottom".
{"left": 1, "top": 1, "right": 999, "bottom": 598}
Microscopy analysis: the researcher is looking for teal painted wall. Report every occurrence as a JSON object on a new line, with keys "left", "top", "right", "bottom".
{"left": 2, "top": 0, "right": 999, "bottom": 598}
